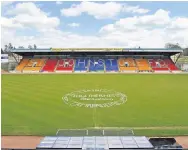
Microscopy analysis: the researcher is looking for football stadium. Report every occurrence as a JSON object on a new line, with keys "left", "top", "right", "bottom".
{"left": 1, "top": 47, "right": 188, "bottom": 149}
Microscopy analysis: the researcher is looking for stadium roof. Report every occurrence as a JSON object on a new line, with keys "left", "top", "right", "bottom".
{"left": 10, "top": 48, "right": 183, "bottom": 53}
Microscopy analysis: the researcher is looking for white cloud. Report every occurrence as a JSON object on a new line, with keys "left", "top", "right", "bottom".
{"left": 1, "top": 1, "right": 14, "bottom": 7}
{"left": 2, "top": 2, "right": 60, "bottom": 30}
{"left": 68, "top": 23, "right": 80, "bottom": 28}
{"left": 100, "top": 9, "right": 171, "bottom": 33}
{"left": 1, "top": 6, "right": 188, "bottom": 49}
{"left": 61, "top": 2, "right": 149, "bottom": 19}
{"left": 99, "top": 9, "right": 188, "bottom": 48}
{"left": 1, "top": 17, "right": 24, "bottom": 29}
{"left": 56, "top": 1, "right": 63, "bottom": 5}
{"left": 170, "top": 17, "right": 188, "bottom": 29}
{"left": 1, "top": 22, "right": 188, "bottom": 48}
{"left": 6, "top": 2, "right": 46, "bottom": 16}
{"left": 122, "top": 4, "right": 149, "bottom": 14}
{"left": 1, "top": 26, "right": 129, "bottom": 48}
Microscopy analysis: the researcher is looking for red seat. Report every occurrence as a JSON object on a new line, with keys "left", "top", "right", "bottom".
{"left": 56, "top": 59, "right": 74, "bottom": 72}
{"left": 164, "top": 59, "right": 179, "bottom": 71}
{"left": 148, "top": 59, "right": 169, "bottom": 71}
{"left": 42, "top": 59, "right": 58, "bottom": 72}
{"left": 152, "top": 68, "right": 169, "bottom": 71}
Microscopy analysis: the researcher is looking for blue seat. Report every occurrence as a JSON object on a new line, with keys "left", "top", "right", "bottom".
{"left": 105, "top": 58, "right": 119, "bottom": 72}
{"left": 89, "top": 58, "right": 105, "bottom": 72}
{"left": 74, "top": 58, "right": 89, "bottom": 72}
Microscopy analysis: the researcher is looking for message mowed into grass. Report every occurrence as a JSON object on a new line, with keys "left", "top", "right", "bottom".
{"left": 2, "top": 74, "right": 188, "bottom": 136}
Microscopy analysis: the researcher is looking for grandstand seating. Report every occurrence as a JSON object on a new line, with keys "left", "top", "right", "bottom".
{"left": 148, "top": 59, "right": 169, "bottom": 72}
{"left": 23, "top": 66, "right": 42, "bottom": 72}
{"left": 15, "top": 58, "right": 29, "bottom": 72}
{"left": 56, "top": 59, "right": 74, "bottom": 72}
{"left": 22, "top": 59, "right": 46, "bottom": 72}
{"left": 118, "top": 58, "right": 137, "bottom": 72}
{"left": 74, "top": 58, "right": 89, "bottom": 72}
{"left": 89, "top": 58, "right": 105, "bottom": 72}
{"left": 105, "top": 58, "right": 119, "bottom": 72}
{"left": 135, "top": 59, "right": 152, "bottom": 72}
{"left": 15, "top": 57, "right": 180, "bottom": 73}
{"left": 164, "top": 59, "right": 179, "bottom": 71}
{"left": 41, "top": 59, "right": 58, "bottom": 72}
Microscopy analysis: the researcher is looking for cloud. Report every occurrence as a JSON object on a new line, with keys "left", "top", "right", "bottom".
{"left": 61, "top": 2, "right": 149, "bottom": 19}
{"left": 1, "top": 6, "right": 188, "bottom": 49}
{"left": 56, "top": 1, "right": 63, "bottom": 5}
{"left": 68, "top": 23, "right": 80, "bottom": 28}
{"left": 1, "top": 2, "right": 60, "bottom": 30}
{"left": 100, "top": 9, "right": 171, "bottom": 33}
{"left": 6, "top": 2, "right": 46, "bottom": 16}
{"left": 1, "top": 17, "right": 24, "bottom": 29}
{"left": 170, "top": 17, "right": 188, "bottom": 30}
{"left": 1, "top": 26, "right": 129, "bottom": 48}
{"left": 1, "top": 1, "right": 14, "bottom": 7}
{"left": 99, "top": 9, "right": 188, "bottom": 48}
{"left": 122, "top": 4, "right": 149, "bottom": 14}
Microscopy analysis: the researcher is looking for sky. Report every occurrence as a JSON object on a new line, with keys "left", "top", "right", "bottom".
{"left": 1, "top": 1, "right": 188, "bottom": 48}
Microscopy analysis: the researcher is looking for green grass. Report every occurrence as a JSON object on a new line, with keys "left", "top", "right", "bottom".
{"left": 2, "top": 74, "right": 188, "bottom": 136}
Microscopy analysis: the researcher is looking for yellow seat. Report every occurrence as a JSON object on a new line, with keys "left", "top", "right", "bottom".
{"left": 118, "top": 58, "right": 137, "bottom": 71}
{"left": 23, "top": 67, "right": 41, "bottom": 72}
{"left": 16, "top": 59, "right": 29, "bottom": 72}
{"left": 135, "top": 59, "right": 151, "bottom": 71}
{"left": 22, "top": 58, "right": 46, "bottom": 72}
{"left": 38, "top": 59, "right": 46, "bottom": 66}
{"left": 26, "top": 59, "right": 45, "bottom": 67}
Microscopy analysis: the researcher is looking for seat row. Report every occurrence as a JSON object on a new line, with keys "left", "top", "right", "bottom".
{"left": 15, "top": 58, "right": 180, "bottom": 73}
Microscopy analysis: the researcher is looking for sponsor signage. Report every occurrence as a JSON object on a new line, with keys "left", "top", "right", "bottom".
{"left": 51, "top": 48, "right": 123, "bottom": 51}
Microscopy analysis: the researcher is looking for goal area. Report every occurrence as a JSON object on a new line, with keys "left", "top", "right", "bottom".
{"left": 56, "top": 128, "right": 134, "bottom": 136}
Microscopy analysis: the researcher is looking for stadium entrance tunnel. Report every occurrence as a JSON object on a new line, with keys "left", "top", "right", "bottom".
{"left": 149, "top": 138, "right": 183, "bottom": 149}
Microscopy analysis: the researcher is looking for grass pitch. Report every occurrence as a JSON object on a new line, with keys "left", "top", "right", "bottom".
{"left": 2, "top": 74, "right": 188, "bottom": 136}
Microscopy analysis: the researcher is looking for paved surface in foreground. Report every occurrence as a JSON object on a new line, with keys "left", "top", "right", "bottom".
{"left": 1, "top": 136, "right": 188, "bottom": 149}
{"left": 1, "top": 136, "right": 43, "bottom": 149}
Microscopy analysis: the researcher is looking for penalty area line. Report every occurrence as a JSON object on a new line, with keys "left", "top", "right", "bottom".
{"left": 87, "top": 126, "right": 188, "bottom": 130}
